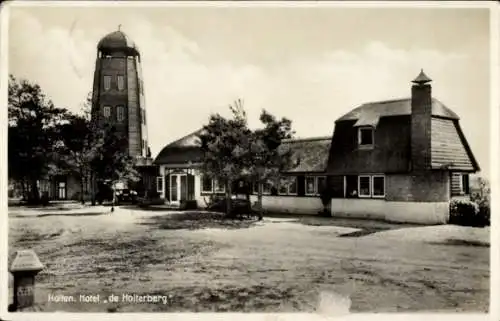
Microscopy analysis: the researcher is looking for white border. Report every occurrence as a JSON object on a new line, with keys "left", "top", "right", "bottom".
{"left": 488, "top": 4, "right": 499, "bottom": 318}
{"left": 0, "top": 1, "right": 497, "bottom": 321}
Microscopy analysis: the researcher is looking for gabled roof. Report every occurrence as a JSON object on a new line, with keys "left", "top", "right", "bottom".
{"left": 279, "top": 137, "right": 331, "bottom": 173}
{"left": 430, "top": 118, "right": 479, "bottom": 171}
{"left": 154, "top": 129, "right": 331, "bottom": 174}
{"left": 327, "top": 97, "right": 479, "bottom": 174}
{"left": 336, "top": 98, "right": 459, "bottom": 123}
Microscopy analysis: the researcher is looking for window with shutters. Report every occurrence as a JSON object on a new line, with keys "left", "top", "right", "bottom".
{"left": 117, "top": 75, "right": 125, "bottom": 91}
{"left": 116, "top": 106, "right": 125, "bottom": 122}
{"left": 103, "top": 106, "right": 111, "bottom": 118}
{"left": 103, "top": 75, "right": 111, "bottom": 91}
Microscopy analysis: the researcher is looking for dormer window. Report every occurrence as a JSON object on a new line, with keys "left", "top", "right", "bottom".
{"left": 358, "top": 126, "right": 374, "bottom": 148}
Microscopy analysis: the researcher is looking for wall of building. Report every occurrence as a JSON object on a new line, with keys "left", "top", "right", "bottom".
{"left": 249, "top": 195, "right": 323, "bottom": 215}
{"left": 386, "top": 172, "right": 450, "bottom": 202}
{"left": 330, "top": 198, "right": 449, "bottom": 224}
{"left": 126, "top": 57, "right": 142, "bottom": 157}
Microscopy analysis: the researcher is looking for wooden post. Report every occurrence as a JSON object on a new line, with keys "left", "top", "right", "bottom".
{"left": 9, "top": 250, "right": 44, "bottom": 311}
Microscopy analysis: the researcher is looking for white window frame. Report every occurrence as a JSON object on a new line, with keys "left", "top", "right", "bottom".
{"left": 358, "top": 126, "right": 374, "bottom": 149}
{"left": 214, "top": 179, "right": 225, "bottom": 194}
{"left": 279, "top": 176, "right": 297, "bottom": 196}
{"left": 371, "top": 175, "right": 386, "bottom": 198}
{"left": 117, "top": 75, "right": 125, "bottom": 91}
{"left": 287, "top": 177, "right": 298, "bottom": 195}
{"left": 156, "top": 177, "right": 163, "bottom": 193}
{"left": 457, "top": 173, "right": 464, "bottom": 194}
{"left": 358, "top": 175, "right": 372, "bottom": 198}
{"left": 103, "top": 75, "right": 112, "bottom": 91}
{"left": 103, "top": 106, "right": 111, "bottom": 118}
{"left": 252, "top": 181, "right": 273, "bottom": 195}
{"left": 201, "top": 176, "right": 214, "bottom": 193}
{"left": 305, "top": 176, "right": 317, "bottom": 196}
{"left": 461, "top": 174, "right": 469, "bottom": 195}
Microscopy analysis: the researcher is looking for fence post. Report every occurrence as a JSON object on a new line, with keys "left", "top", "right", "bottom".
{"left": 9, "top": 249, "right": 44, "bottom": 311}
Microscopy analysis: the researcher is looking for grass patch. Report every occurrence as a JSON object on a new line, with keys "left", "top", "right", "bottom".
{"left": 139, "top": 211, "right": 258, "bottom": 230}
{"left": 115, "top": 284, "right": 318, "bottom": 312}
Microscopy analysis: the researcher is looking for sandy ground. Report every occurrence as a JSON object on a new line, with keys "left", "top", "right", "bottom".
{"left": 8, "top": 205, "right": 490, "bottom": 313}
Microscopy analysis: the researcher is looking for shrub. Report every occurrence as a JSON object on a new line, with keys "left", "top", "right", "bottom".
{"left": 180, "top": 200, "right": 198, "bottom": 210}
{"left": 318, "top": 183, "right": 333, "bottom": 217}
{"left": 40, "top": 192, "right": 50, "bottom": 206}
{"left": 449, "top": 199, "right": 483, "bottom": 227}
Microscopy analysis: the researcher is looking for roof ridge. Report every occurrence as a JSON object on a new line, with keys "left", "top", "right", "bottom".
{"left": 282, "top": 136, "right": 331, "bottom": 143}
{"left": 165, "top": 128, "right": 204, "bottom": 148}
{"left": 361, "top": 97, "right": 410, "bottom": 106}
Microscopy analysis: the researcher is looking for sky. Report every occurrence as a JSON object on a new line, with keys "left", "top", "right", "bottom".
{"left": 7, "top": 4, "right": 492, "bottom": 178}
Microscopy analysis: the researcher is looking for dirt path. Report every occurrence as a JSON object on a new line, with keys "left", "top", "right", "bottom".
{"left": 8, "top": 207, "right": 490, "bottom": 312}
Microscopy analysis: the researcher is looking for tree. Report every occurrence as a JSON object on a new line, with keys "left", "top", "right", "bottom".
{"left": 247, "top": 110, "right": 294, "bottom": 220}
{"left": 90, "top": 124, "right": 141, "bottom": 207}
{"left": 198, "top": 99, "right": 252, "bottom": 217}
{"left": 55, "top": 93, "right": 104, "bottom": 204}
{"left": 8, "top": 75, "right": 68, "bottom": 203}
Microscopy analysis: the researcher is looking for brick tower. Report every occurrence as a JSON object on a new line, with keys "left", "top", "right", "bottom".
{"left": 91, "top": 26, "right": 151, "bottom": 162}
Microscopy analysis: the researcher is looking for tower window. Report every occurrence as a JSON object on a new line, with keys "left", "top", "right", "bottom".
{"left": 116, "top": 106, "right": 125, "bottom": 122}
{"left": 117, "top": 75, "right": 125, "bottom": 91}
{"left": 103, "top": 106, "right": 111, "bottom": 118}
{"left": 142, "top": 109, "right": 146, "bottom": 125}
{"left": 103, "top": 75, "right": 111, "bottom": 91}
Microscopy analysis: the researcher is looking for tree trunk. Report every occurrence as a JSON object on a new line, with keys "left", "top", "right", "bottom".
{"left": 29, "top": 178, "right": 40, "bottom": 204}
{"left": 90, "top": 172, "right": 96, "bottom": 206}
{"left": 225, "top": 180, "right": 232, "bottom": 218}
{"left": 21, "top": 179, "right": 27, "bottom": 201}
{"left": 257, "top": 181, "right": 263, "bottom": 220}
{"left": 79, "top": 172, "right": 85, "bottom": 205}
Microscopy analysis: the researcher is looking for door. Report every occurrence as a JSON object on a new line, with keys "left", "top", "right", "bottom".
{"left": 170, "top": 175, "right": 179, "bottom": 204}
{"left": 169, "top": 174, "right": 187, "bottom": 205}
{"left": 58, "top": 182, "right": 66, "bottom": 200}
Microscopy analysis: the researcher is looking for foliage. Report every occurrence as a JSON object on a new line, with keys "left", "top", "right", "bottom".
{"left": 54, "top": 92, "right": 103, "bottom": 204}
{"left": 318, "top": 180, "right": 333, "bottom": 217}
{"left": 198, "top": 99, "right": 252, "bottom": 217}
{"left": 247, "top": 110, "right": 294, "bottom": 220}
{"left": 470, "top": 177, "right": 491, "bottom": 226}
{"left": 449, "top": 199, "right": 486, "bottom": 227}
{"left": 198, "top": 99, "right": 294, "bottom": 219}
{"left": 8, "top": 74, "right": 68, "bottom": 203}
{"left": 90, "top": 124, "right": 142, "bottom": 191}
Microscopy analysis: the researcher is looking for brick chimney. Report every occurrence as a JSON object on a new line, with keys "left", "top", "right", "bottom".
{"left": 410, "top": 69, "right": 432, "bottom": 172}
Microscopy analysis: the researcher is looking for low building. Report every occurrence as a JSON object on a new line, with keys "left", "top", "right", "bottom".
{"left": 153, "top": 70, "right": 479, "bottom": 224}
{"left": 325, "top": 70, "right": 479, "bottom": 224}
{"left": 154, "top": 131, "right": 331, "bottom": 214}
